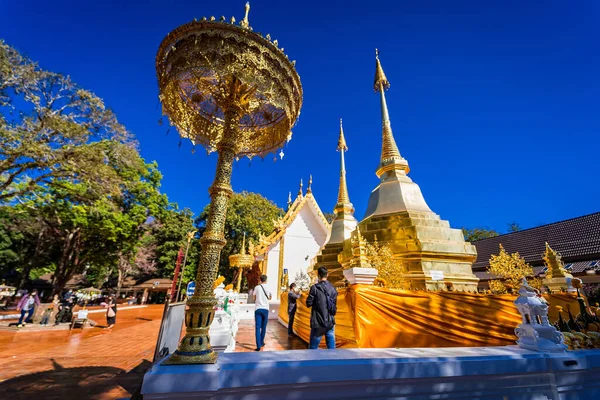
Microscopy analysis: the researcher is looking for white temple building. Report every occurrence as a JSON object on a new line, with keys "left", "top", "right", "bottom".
{"left": 254, "top": 179, "right": 330, "bottom": 300}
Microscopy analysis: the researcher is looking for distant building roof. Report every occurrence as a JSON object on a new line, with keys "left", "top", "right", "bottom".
{"left": 36, "top": 273, "right": 89, "bottom": 289}
{"left": 133, "top": 278, "right": 172, "bottom": 290}
{"left": 472, "top": 212, "right": 600, "bottom": 273}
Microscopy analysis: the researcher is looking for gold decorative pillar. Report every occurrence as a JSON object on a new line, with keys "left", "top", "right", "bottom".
{"left": 169, "top": 104, "right": 241, "bottom": 364}
{"left": 277, "top": 235, "right": 286, "bottom": 299}
{"left": 156, "top": 3, "right": 302, "bottom": 364}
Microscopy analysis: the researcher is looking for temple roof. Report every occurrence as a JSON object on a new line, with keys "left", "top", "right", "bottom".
{"left": 255, "top": 187, "right": 330, "bottom": 256}
{"left": 472, "top": 212, "right": 600, "bottom": 272}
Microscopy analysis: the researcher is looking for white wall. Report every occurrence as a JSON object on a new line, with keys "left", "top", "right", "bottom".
{"left": 264, "top": 241, "right": 280, "bottom": 299}
{"left": 283, "top": 205, "right": 328, "bottom": 291}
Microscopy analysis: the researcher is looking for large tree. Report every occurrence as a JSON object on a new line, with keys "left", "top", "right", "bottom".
{"left": 13, "top": 155, "right": 167, "bottom": 295}
{"left": 0, "top": 40, "right": 134, "bottom": 202}
{"left": 195, "top": 191, "right": 283, "bottom": 284}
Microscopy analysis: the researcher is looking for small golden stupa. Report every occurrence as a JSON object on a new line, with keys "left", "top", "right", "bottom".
{"left": 542, "top": 242, "right": 574, "bottom": 293}
{"left": 334, "top": 50, "right": 479, "bottom": 291}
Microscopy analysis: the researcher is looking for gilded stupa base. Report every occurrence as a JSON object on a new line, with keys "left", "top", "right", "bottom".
{"left": 543, "top": 277, "right": 575, "bottom": 293}
{"left": 316, "top": 242, "right": 346, "bottom": 283}
{"left": 355, "top": 211, "right": 479, "bottom": 291}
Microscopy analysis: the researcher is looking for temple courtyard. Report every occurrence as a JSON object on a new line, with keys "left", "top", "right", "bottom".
{"left": 0, "top": 305, "right": 303, "bottom": 400}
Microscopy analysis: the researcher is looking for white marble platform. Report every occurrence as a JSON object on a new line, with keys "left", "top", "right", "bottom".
{"left": 141, "top": 346, "right": 600, "bottom": 399}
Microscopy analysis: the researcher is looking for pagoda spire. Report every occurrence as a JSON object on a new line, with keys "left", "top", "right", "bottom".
{"left": 374, "top": 49, "right": 409, "bottom": 177}
{"left": 335, "top": 118, "right": 351, "bottom": 208}
{"left": 324, "top": 118, "right": 357, "bottom": 245}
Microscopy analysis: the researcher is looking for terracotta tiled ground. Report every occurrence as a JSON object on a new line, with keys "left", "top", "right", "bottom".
{"left": 0, "top": 306, "right": 307, "bottom": 399}
{"left": 234, "top": 319, "right": 307, "bottom": 352}
{"left": 0, "top": 305, "right": 165, "bottom": 400}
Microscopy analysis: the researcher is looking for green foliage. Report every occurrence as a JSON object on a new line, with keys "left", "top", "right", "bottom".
{"left": 0, "top": 41, "right": 174, "bottom": 295}
{"left": 196, "top": 191, "right": 283, "bottom": 285}
{"left": 462, "top": 227, "right": 499, "bottom": 242}
{"left": 0, "top": 40, "right": 134, "bottom": 202}
{"left": 152, "top": 206, "right": 198, "bottom": 281}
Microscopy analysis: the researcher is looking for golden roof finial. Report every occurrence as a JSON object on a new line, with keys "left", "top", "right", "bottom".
{"left": 298, "top": 178, "right": 303, "bottom": 197}
{"left": 337, "top": 118, "right": 348, "bottom": 151}
{"left": 240, "top": 2, "right": 251, "bottom": 30}
{"left": 374, "top": 50, "right": 408, "bottom": 177}
{"left": 307, "top": 175, "right": 313, "bottom": 194}
{"left": 287, "top": 191, "right": 292, "bottom": 209}
{"left": 374, "top": 48, "right": 390, "bottom": 92}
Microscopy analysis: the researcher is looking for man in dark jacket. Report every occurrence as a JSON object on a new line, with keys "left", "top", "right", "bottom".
{"left": 306, "top": 266, "right": 337, "bottom": 349}
{"left": 287, "top": 283, "right": 301, "bottom": 337}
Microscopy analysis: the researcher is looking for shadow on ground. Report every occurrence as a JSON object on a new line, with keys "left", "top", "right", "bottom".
{"left": 0, "top": 358, "right": 151, "bottom": 400}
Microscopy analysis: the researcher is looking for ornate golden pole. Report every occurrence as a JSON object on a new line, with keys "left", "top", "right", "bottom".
{"left": 156, "top": 3, "right": 302, "bottom": 364}
{"left": 167, "top": 96, "right": 244, "bottom": 364}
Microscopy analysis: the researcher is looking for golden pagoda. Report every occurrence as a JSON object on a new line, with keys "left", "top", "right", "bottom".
{"left": 542, "top": 242, "right": 574, "bottom": 292}
{"left": 316, "top": 119, "right": 358, "bottom": 282}
{"left": 340, "top": 50, "right": 479, "bottom": 291}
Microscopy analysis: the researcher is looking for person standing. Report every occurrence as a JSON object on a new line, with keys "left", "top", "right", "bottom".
{"left": 252, "top": 275, "right": 272, "bottom": 351}
{"left": 39, "top": 306, "right": 52, "bottom": 325}
{"left": 17, "top": 290, "right": 40, "bottom": 327}
{"left": 54, "top": 296, "right": 74, "bottom": 325}
{"left": 306, "top": 266, "right": 337, "bottom": 349}
{"left": 287, "top": 283, "right": 301, "bottom": 337}
{"left": 105, "top": 295, "right": 117, "bottom": 329}
{"left": 51, "top": 294, "right": 60, "bottom": 322}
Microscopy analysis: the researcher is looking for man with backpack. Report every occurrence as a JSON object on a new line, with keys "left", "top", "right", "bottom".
{"left": 306, "top": 266, "right": 337, "bottom": 349}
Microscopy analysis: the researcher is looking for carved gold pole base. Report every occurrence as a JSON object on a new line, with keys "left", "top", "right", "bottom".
{"left": 165, "top": 295, "right": 219, "bottom": 364}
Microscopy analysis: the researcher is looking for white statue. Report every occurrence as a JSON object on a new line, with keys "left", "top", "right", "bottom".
{"left": 209, "top": 283, "right": 240, "bottom": 353}
{"left": 225, "top": 288, "right": 240, "bottom": 352}
{"left": 514, "top": 278, "right": 566, "bottom": 352}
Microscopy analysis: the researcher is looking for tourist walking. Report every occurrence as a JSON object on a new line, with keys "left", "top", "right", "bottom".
{"left": 17, "top": 290, "right": 41, "bottom": 327}
{"left": 105, "top": 295, "right": 117, "bottom": 329}
{"left": 306, "top": 266, "right": 337, "bottom": 349}
{"left": 287, "top": 283, "right": 301, "bottom": 337}
{"left": 252, "top": 275, "right": 272, "bottom": 351}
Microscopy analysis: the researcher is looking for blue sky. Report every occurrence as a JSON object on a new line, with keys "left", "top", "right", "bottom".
{"left": 1, "top": 0, "right": 599, "bottom": 232}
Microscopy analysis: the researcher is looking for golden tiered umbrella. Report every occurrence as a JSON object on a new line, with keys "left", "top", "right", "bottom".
{"left": 229, "top": 233, "right": 255, "bottom": 292}
{"left": 156, "top": 2, "right": 302, "bottom": 364}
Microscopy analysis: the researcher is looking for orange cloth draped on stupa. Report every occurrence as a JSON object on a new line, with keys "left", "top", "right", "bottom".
{"left": 279, "top": 286, "right": 582, "bottom": 348}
